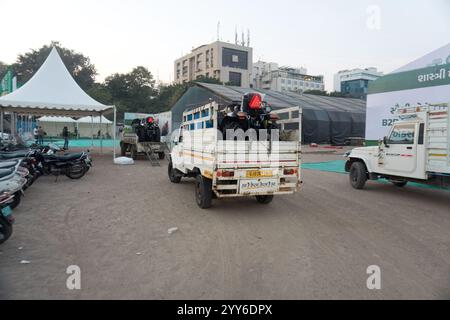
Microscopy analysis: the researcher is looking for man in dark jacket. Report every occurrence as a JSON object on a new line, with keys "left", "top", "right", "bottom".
{"left": 62, "top": 126, "right": 69, "bottom": 150}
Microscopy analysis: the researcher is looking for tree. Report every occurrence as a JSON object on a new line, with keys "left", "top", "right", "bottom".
{"left": 12, "top": 41, "right": 97, "bottom": 90}
{"left": 87, "top": 83, "right": 112, "bottom": 105}
{"left": 0, "top": 61, "right": 9, "bottom": 80}
{"left": 194, "top": 75, "right": 222, "bottom": 84}
{"left": 329, "top": 91, "right": 348, "bottom": 98}
{"left": 105, "top": 66, "right": 158, "bottom": 115}
{"left": 150, "top": 83, "right": 190, "bottom": 113}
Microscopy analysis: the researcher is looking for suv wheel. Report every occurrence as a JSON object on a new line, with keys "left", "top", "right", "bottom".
{"left": 349, "top": 162, "right": 367, "bottom": 190}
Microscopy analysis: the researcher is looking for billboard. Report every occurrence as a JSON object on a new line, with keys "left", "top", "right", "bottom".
{"left": 366, "top": 44, "right": 450, "bottom": 141}
{"left": 124, "top": 111, "right": 172, "bottom": 137}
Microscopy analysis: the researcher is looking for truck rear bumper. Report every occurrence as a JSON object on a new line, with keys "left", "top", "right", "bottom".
{"left": 212, "top": 169, "right": 300, "bottom": 198}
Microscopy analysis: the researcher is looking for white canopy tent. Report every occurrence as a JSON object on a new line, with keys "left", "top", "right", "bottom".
{"left": 77, "top": 116, "right": 113, "bottom": 141}
{"left": 0, "top": 47, "right": 117, "bottom": 158}
{"left": 37, "top": 116, "right": 77, "bottom": 138}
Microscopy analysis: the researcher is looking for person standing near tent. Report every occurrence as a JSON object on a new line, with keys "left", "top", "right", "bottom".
{"left": 37, "top": 126, "right": 44, "bottom": 145}
{"left": 62, "top": 126, "right": 69, "bottom": 150}
{"left": 33, "top": 127, "right": 39, "bottom": 143}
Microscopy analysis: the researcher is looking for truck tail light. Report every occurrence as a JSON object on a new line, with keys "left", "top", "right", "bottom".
{"left": 248, "top": 94, "right": 262, "bottom": 109}
{"left": 217, "top": 170, "right": 234, "bottom": 178}
{"left": 284, "top": 168, "right": 298, "bottom": 175}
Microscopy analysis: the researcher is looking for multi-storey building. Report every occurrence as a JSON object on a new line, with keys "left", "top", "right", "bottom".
{"left": 174, "top": 41, "right": 252, "bottom": 87}
{"left": 333, "top": 67, "right": 383, "bottom": 99}
{"left": 252, "top": 61, "right": 324, "bottom": 93}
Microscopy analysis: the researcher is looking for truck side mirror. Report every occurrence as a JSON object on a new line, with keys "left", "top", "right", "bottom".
{"left": 383, "top": 136, "right": 389, "bottom": 147}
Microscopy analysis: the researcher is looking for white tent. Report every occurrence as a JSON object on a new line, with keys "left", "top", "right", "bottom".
{"left": 38, "top": 116, "right": 77, "bottom": 122}
{"left": 0, "top": 47, "right": 117, "bottom": 157}
{"left": 77, "top": 115, "right": 112, "bottom": 124}
{"left": 37, "top": 116, "right": 77, "bottom": 138}
{"left": 77, "top": 116, "right": 113, "bottom": 139}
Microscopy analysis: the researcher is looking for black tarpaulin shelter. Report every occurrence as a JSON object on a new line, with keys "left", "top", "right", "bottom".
{"left": 171, "top": 82, "right": 366, "bottom": 145}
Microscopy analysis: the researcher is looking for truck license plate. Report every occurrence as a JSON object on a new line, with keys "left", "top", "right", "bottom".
{"left": 239, "top": 179, "right": 278, "bottom": 194}
{"left": 246, "top": 170, "right": 273, "bottom": 178}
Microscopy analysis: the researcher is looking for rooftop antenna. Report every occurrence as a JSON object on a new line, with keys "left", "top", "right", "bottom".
{"left": 241, "top": 29, "right": 245, "bottom": 46}
{"left": 247, "top": 29, "right": 250, "bottom": 47}
{"left": 217, "top": 21, "right": 220, "bottom": 41}
{"left": 235, "top": 26, "right": 238, "bottom": 45}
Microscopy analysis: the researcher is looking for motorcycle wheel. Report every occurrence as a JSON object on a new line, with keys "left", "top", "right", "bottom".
{"left": 10, "top": 192, "right": 21, "bottom": 210}
{"left": 0, "top": 218, "right": 13, "bottom": 245}
{"left": 66, "top": 164, "right": 87, "bottom": 179}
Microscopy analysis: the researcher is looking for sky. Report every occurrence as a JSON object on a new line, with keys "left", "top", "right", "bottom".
{"left": 0, "top": 0, "right": 449, "bottom": 91}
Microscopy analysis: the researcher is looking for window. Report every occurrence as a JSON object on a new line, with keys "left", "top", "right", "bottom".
{"left": 281, "top": 78, "right": 285, "bottom": 84}
{"left": 388, "top": 124, "right": 415, "bottom": 144}
{"left": 228, "top": 72, "right": 242, "bottom": 86}
{"left": 210, "top": 49, "right": 214, "bottom": 67}
{"left": 222, "top": 48, "right": 248, "bottom": 69}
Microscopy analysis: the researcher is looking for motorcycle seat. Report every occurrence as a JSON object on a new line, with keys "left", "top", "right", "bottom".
{"left": 0, "top": 168, "right": 15, "bottom": 178}
{"left": 0, "top": 161, "right": 19, "bottom": 169}
{"left": 0, "top": 151, "right": 28, "bottom": 159}
{"left": 45, "top": 152, "right": 84, "bottom": 161}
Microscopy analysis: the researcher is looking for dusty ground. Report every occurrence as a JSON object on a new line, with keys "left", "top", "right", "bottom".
{"left": 0, "top": 148, "right": 449, "bottom": 300}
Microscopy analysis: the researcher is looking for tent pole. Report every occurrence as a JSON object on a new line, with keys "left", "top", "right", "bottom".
{"left": 91, "top": 115, "right": 94, "bottom": 147}
{"left": 11, "top": 112, "right": 16, "bottom": 136}
{"left": 0, "top": 109, "right": 4, "bottom": 135}
{"left": 100, "top": 112, "right": 103, "bottom": 154}
{"left": 113, "top": 106, "right": 117, "bottom": 161}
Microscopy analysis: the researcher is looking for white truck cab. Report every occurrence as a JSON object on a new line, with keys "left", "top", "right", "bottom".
{"left": 345, "top": 103, "right": 450, "bottom": 190}
{"left": 168, "top": 100, "right": 302, "bottom": 209}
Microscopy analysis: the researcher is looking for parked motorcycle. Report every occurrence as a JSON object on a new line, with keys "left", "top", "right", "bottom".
{"left": 132, "top": 117, "right": 161, "bottom": 143}
{"left": 0, "top": 192, "right": 15, "bottom": 245}
{"left": 219, "top": 93, "right": 280, "bottom": 141}
{"left": 36, "top": 151, "right": 90, "bottom": 179}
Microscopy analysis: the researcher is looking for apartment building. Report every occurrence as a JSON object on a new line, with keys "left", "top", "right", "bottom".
{"left": 174, "top": 41, "right": 253, "bottom": 87}
{"left": 252, "top": 61, "right": 324, "bottom": 93}
{"left": 333, "top": 67, "right": 383, "bottom": 99}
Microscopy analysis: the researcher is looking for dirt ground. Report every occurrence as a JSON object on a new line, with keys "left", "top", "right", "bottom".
{"left": 0, "top": 148, "right": 449, "bottom": 300}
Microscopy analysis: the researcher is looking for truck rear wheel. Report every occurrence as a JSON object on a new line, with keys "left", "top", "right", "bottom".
{"left": 256, "top": 195, "right": 274, "bottom": 204}
{"left": 120, "top": 142, "right": 127, "bottom": 156}
{"left": 130, "top": 146, "right": 137, "bottom": 160}
{"left": 349, "top": 162, "right": 367, "bottom": 190}
{"left": 168, "top": 161, "right": 182, "bottom": 184}
{"left": 195, "top": 175, "right": 212, "bottom": 209}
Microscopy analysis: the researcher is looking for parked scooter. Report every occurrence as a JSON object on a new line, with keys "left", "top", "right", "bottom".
{"left": 0, "top": 151, "right": 42, "bottom": 185}
{"left": 0, "top": 192, "right": 15, "bottom": 245}
{"left": 0, "top": 166, "right": 27, "bottom": 210}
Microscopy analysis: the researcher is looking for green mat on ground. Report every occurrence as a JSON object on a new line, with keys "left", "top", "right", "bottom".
{"left": 43, "top": 139, "right": 119, "bottom": 148}
{"left": 302, "top": 160, "right": 347, "bottom": 174}
{"left": 301, "top": 160, "right": 449, "bottom": 191}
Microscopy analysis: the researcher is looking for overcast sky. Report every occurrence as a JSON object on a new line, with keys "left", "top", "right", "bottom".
{"left": 0, "top": 0, "right": 448, "bottom": 90}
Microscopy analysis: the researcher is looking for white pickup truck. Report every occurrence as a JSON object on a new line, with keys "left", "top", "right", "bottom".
{"left": 168, "top": 101, "right": 302, "bottom": 208}
{"left": 345, "top": 103, "right": 450, "bottom": 190}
